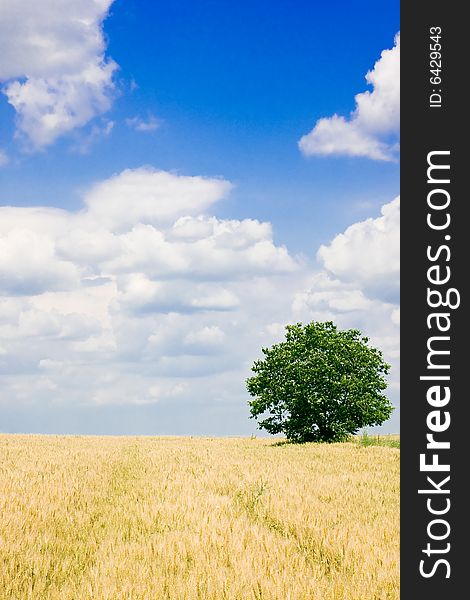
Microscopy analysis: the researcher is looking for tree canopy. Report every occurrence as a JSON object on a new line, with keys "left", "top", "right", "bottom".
{"left": 246, "top": 321, "right": 393, "bottom": 443}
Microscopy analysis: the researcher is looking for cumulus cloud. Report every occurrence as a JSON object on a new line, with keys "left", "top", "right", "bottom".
{"left": 299, "top": 33, "right": 400, "bottom": 161}
{"left": 0, "top": 166, "right": 398, "bottom": 432}
{"left": 183, "top": 326, "right": 225, "bottom": 353}
{"left": 317, "top": 196, "right": 399, "bottom": 302}
{"left": 1, "top": 168, "right": 289, "bottom": 298}
{"left": 293, "top": 273, "right": 376, "bottom": 315}
{"left": 291, "top": 198, "right": 400, "bottom": 426}
{"left": 0, "top": 228, "right": 81, "bottom": 296}
{"left": 292, "top": 273, "right": 399, "bottom": 360}
{"left": 0, "top": 167, "right": 302, "bottom": 407}
{"left": 83, "top": 167, "right": 233, "bottom": 231}
{"left": 0, "top": 0, "right": 117, "bottom": 149}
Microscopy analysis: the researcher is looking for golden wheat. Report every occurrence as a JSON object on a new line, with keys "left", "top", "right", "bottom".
{"left": 0, "top": 434, "right": 399, "bottom": 600}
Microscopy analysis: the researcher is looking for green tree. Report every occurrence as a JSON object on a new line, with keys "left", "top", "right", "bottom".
{"left": 246, "top": 321, "right": 393, "bottom": 443}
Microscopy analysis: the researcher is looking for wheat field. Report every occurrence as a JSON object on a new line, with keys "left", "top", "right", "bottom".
{"left": 0, "top": 434, "right": 399, "bottom": 600}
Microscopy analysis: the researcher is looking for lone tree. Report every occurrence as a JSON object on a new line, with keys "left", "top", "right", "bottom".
{"left": 246, "top": 321, "right": 393, "bottom": 443}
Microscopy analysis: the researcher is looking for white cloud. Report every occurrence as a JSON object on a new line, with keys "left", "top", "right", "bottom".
{"left": 291, "top": 273, "right": 399, "bottom": 428}
{"left": 83, "top": 167, "right": 233, "bottom": 231}
{"left": 0, "top": 167, "right": 398, "bottom": 430}
{"left": 17, "top": 308, "right": 100, "bottom": 340}
{"left": 299, "top": 33, "right": 400, "bottom": 161}
{"left": 292, "top": 273, "right": 398, "bottom": 350}
{"left": 189, "top": 288, "right": 239, "bottom": 311}
{"left": 0, "top": 149, "right": 9, "bottom": 166}
{"left": 183, "top": 326, "right": 225, "bottom": 353}
{"left": 115, "top": 276, "right": 240, "bottom": 315}
{"left": 293, "top": 273, "right": 376, "bottom": 314}
{"left": 0, "top": 167, "right": 300, "bottom": 398}
{"left": 38, "top": 359, "right": 64, "bottom": 370}
{"left": 0, "top": 0, "right": 117, "bottom": 149}
{"left": 125, "top": 115, "right": 161, "bottom": 132}
{"left": 291, "top": 198, "right": 400, "bottom": 423}
{"left": 0, "top": 228, "right": 80, "bottom": 295}
{"left": 317, "top": 196, "right": 399, "bottom": 302}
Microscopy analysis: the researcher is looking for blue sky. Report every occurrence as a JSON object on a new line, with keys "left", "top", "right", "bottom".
{"left": 0, "top": 0, "right": 399, "bottom": 435}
